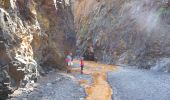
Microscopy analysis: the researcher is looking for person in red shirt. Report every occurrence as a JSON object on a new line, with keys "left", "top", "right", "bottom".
{"left": 80, "top": 57, "right": 84, "bottom": 74}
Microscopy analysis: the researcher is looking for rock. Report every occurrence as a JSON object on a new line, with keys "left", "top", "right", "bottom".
{"left": 151, "top": 58, "right": 170, "bottom": 72}
{"left": 80, "top": 98, "right": 85, "bottom": 100}
{"left": 0, "top": 0, "right": 76, "bottom": 97}
{"left": 73, "top": 0, "right": 170, "bottom": 71}
{"left": 22, "top": 98, "right": 27, "bottom": 100}
{"left": 47, "top": 83, "right": 52, "bottom": 86}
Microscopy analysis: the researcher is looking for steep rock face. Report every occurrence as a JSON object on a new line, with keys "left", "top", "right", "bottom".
{"left": 73, "top": 0, "right": 170, "bottom": 70}
{"left": 34, "top": 0, "right": 75, "bottom": 69}
{"left": 0, "top": 0, "right": 75, "bottom": 98}
{"left": 0, "top": 0, "right": 40, "bottom": 98}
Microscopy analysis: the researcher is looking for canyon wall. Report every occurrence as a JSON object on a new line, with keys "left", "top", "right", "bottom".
{"left": 0, "top": 0, "right": 75, "bottom": 98}
{"left": 0, "top": 0, "right": 170, "bottom": 98}
{"left": 73, "top": 0, "right": 170, "bottom": 71}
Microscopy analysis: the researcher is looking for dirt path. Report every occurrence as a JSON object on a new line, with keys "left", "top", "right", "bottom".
{"left": 10, "top": 60, "right": 117, "bottom": 100}
{"left": 72, "top": 60, "right": 117, "bottom": 100}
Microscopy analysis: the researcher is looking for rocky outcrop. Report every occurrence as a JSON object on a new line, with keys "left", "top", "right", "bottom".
{"left": 0, "top": 0, "right": 75, "bottom": 98}
{"left": 34, "top": 0, "right": 76, "bottom": 70}
{"left": 73, "top": 0, "right": 170, "bottom": 71}
{"left": 0, "top": 1, "right": 40, "bottom": 98}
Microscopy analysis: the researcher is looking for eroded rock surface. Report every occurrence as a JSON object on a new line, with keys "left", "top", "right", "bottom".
{"left": 73, "top": 0, "right": 170, "bottom": 70}
{"left": 0, "top": 0, "right": 75, "bottom": 98}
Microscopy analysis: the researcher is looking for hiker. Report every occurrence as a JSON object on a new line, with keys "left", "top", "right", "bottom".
{"left": 65, "top": 52, "right": 73, "bottom": 73}
{"left": 80, "top": 57, "right": 84, "bottom": 74}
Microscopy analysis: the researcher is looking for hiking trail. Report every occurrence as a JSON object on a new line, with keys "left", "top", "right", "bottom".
{"left": 72, "top": 60, "right": 117, "bottom": 100}
{"left": 10, "top": 60, "right": 117, "bottom": 100}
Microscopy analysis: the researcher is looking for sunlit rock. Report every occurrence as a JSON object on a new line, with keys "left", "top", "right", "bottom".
{"left": 0, "top": 0, "right": 75, "bottom": 98}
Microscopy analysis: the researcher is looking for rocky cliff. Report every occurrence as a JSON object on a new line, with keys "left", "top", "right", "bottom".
{"left": 0, "top": 0, "right": 75, "bottom": 98}
{"left": 74, "top": 0, "right": 170, "bottom": 71}
{"left": 0, "top": 0, "right": 170, "bottom": 99}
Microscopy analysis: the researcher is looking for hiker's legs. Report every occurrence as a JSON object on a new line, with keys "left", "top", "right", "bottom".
{"left": 67, "top": 62, "right": 71, "bottom": 73}
{"left": 81, "top": 65, "right": 83, "bottom": 74}
{"left": 67, "top": 65, "right": 71, "bottom": 73}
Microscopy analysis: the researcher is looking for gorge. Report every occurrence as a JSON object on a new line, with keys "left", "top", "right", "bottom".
{"left": 0, "top": 0, "right": 170, "bottom": 99}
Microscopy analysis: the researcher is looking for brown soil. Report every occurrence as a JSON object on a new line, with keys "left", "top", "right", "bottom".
{"left": 72, "top": 60, "right": 117, "bottom": 100}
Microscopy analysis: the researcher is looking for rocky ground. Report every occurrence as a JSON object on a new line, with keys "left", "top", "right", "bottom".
{"left": 9, "top": 70, "right": 86, "bottom": 100}
{"left": 9, "top": 60, "right": 117, "bottom": 100}
{"left": 108, "top": 68, "right": 170, "bottom": 100}
{"left": 7, "top": 60, "right": 170, "bottom": 100}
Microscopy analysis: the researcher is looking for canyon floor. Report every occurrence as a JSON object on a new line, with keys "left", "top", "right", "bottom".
{"left": 9, "top": 60, "right": 170, "bottom": 100}
{"left": 108, "top": 68, "right": 170, "bottom": 100}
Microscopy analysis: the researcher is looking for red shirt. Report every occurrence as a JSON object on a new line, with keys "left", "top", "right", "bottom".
{"left": 80, "top": 59, "right": 84, "bottom": 66}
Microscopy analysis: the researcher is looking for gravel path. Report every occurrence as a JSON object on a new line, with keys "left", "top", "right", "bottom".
{"left": 12, "top": 61, "right": 170, "bottom": 100}
{"left": 108, "top": 68, "right": 170, "bottom": 100}
{"left": 10, "top": 71, "right": 86, "bottom": 100}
